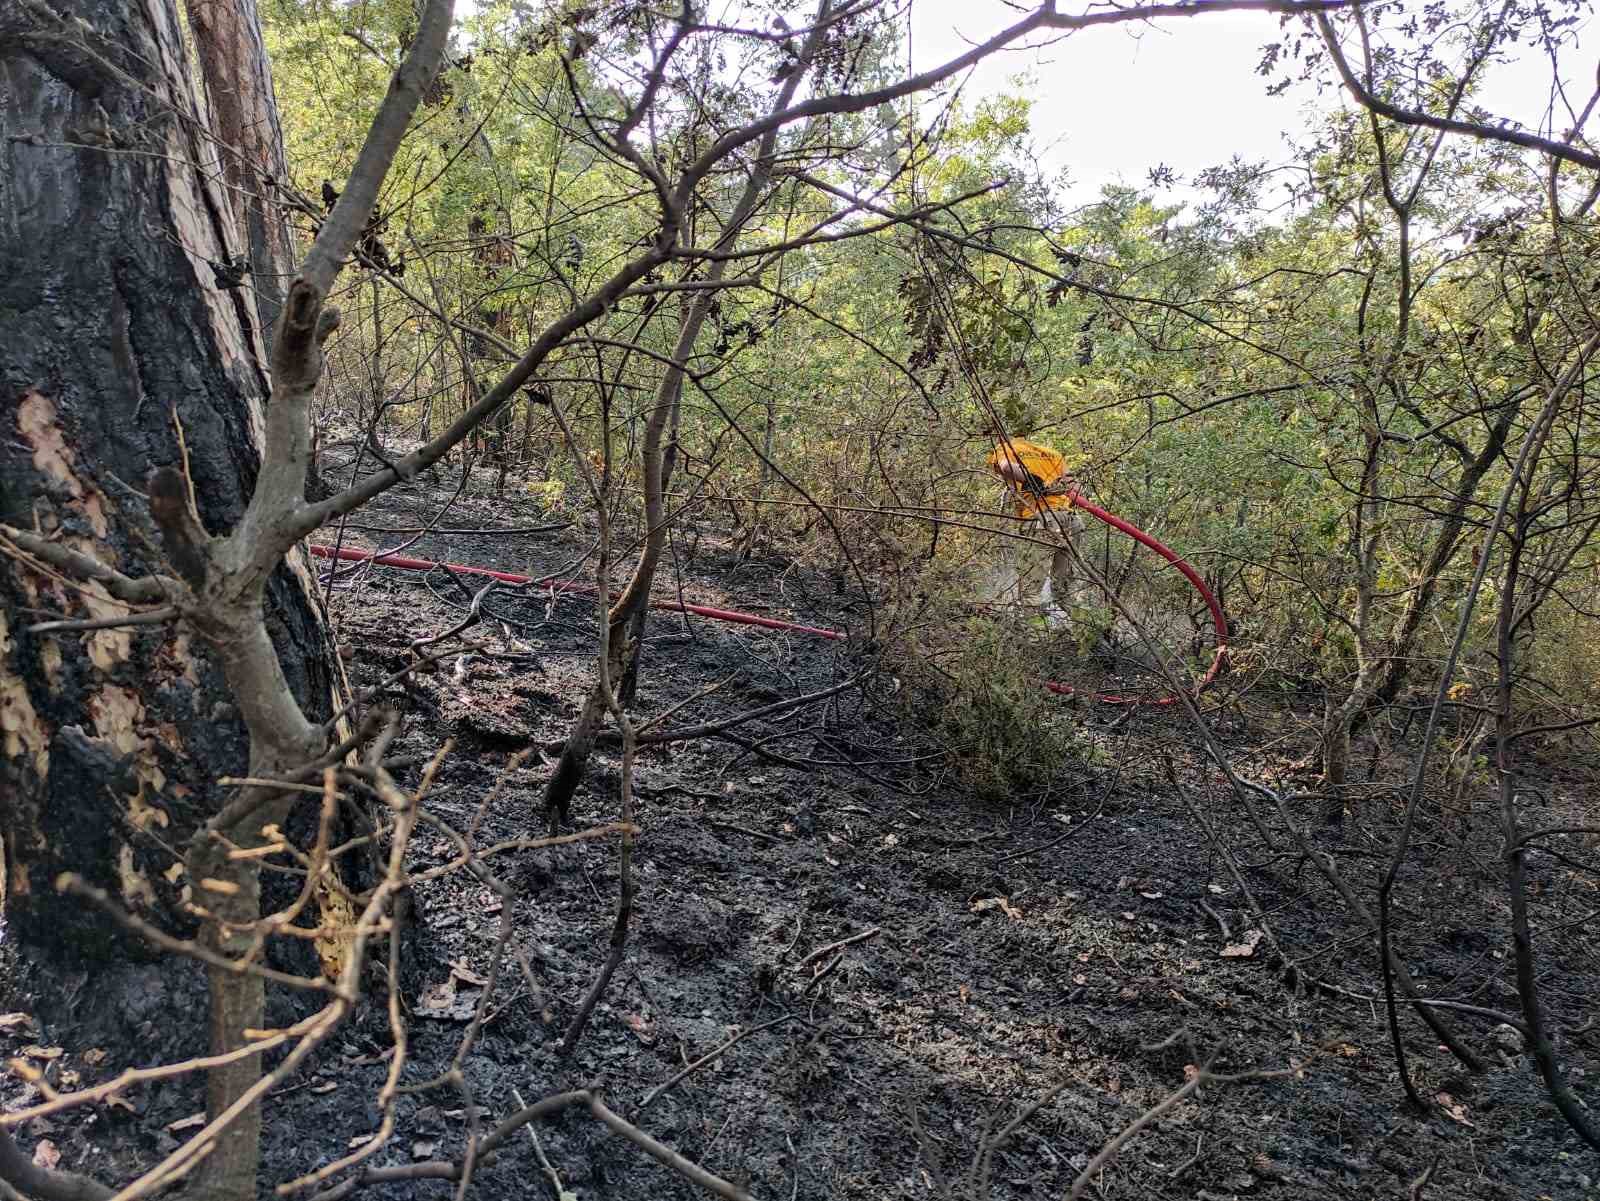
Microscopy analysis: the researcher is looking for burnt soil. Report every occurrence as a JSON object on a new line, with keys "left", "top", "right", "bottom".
{"left": 4, "top": 472, "right": 1600, "bottom": 1201}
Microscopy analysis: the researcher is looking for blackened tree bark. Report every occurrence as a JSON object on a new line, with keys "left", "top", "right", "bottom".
{"left": 0, "top": 1, "right": 342, "bottom": 1195}
{"left": 3, "top": 0, "right": 457, "bottom": 1182}
{"left": 0, "top": 0, "right": 335, "bottom": 954}
{"left": 186, "top": 0, "right": 299, "bottom": 353}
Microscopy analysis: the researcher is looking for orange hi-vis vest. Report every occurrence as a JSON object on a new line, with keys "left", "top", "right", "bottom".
{"left": 988, "top": 438, "right": 1074, "bottom": 519}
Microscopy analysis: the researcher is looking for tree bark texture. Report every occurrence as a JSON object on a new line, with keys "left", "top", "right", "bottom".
{"left": 0, "top": 0, "right": 337, "bottom": 957}
{"left": 186, "top": 0, "right": 298, "bottom": 353}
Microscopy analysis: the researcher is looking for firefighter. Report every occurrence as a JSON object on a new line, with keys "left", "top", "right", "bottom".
{"left": 986, "top": 434, "right": 1085, "bottom": 627}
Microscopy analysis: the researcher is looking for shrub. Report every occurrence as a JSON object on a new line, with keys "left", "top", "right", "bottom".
{"left": 895, "top": 608, "right": 1083, "bottom": 802}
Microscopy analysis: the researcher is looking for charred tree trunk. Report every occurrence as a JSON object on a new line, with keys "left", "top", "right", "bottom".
{"left": 540, "top": 27, "right": 826, "bottom": 827}
{"left": 1, "top": 1, "right": 341, "bottom": 1193}
{"left": 1322, "top": 394, "right": 1522, "bottom": 799}
{"left": 617, "top": 409, "right": 684, "bottom": 707}
{"left": 1, "top": 0, "right": 336, "bottom": 955}
{"left": 1493, "top": 507, "right": 1600, "bottom": 1153}
{"left": 1370, "top": 397, "right": 1518, "bottom": 707}
{"left": 1320, "top": 425, "right": 1383, "bottom": 813}
{"left": 186, "top": 0, "right": 298, "bottom": 353}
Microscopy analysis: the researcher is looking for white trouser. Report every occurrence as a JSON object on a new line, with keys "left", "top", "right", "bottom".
{"left": 987, "top": 509, "right": 1084, "bottom": 618}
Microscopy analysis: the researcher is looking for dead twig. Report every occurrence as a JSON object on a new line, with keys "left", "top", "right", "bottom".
{"left": 315, "top": 1089, "right": 751, "bottom": 1201}
{"left": 908, "top": 1100, "right": 956, "bottom": 1201}
{"left": 993, "top": 798, "right": 1105, "bottom": 865}
{"left": 407, "top": 822, "right": 636, "bottom": 885}
{"left": 1196, "top": 899, "right": 1231, "bottom": 942}
{"left": 410, "top": 579, "right": 498, "bottom": 651}
{"left": 638, "top": 1016, "right": 795, "bottom": 1113}
{"left": 976, "top": 1080, "right": 1072, "bottom": 1198}
{"left": 1169, "top": 1134, "right": 1204, "bottom": 1178}
{"left": 638, "top": 670, "right": 741, "bottom": 734}
{"left": 709, "top": 821, "right": 786, "bottom": 844}
{"left": 54, "top": 876, "right": 341, "bottom": 996}
{"left": 1068, "top": 1055, "right": 1307, "bottom": 1200}
{"left": 587, "top": 1091, "right": 751, "bottom": 1200}
{"left": 1164, "top": 758, "right": 1293, "bottom": 984}
{"left": 0, "top": 1018, "right": 318, "bottom": 1128}
{"left": 24, "top": 606, "right": 180, "bottom": 635}
{"left": 1408, "top": 1154, "right": 1440, "bottom": 1200}
{"left": 542, "top": 675, "right": 867, "bottom": 754}
{"left": 510, "top": 1087, "right": 567, "bottom": 1199}
{"left": 793, "top": 926, "right": 880, "bottom": 972}
{"left": 0, "top": 1126, "right": 114, "bottom": 1201}
{"left": 908, "top": 1076, "right": 1071, "bottom": 1201}
{"left": 799, "top": 952, "right": 845, "bottom": 995}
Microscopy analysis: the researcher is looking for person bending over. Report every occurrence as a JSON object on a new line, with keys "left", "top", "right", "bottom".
{"left": 986, "top": 434, "right": 1085, "bottom": 627}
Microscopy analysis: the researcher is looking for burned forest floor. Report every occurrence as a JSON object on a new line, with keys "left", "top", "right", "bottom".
{"left": 5, "top": 469, "right": 1600, "bottom": 1201}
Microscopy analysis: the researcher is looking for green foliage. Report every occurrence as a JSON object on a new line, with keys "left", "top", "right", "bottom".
{"left": 896, "top": 611, "right": 1083, "bottom": 803}
{"left": 262, "top": 0, "right": 1600, "bottom": 734}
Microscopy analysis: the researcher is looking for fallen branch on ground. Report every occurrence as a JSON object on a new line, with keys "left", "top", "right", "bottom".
{"left": 305, "top": 1088, "right": 753, "bottom": 1201}
{"left": 1069, "top": 1052, "right": 1310, "bottom": 1200}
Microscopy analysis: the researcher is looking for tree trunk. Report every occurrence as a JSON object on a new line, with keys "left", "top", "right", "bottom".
{"left": 1321, "top": 398, "right": 1520, "bottom": 800}
{"left": 0, "top": 0, "right": 340, "bottom": 1188}
{"left": 539, "top": 11, "right": 832, "bottom": 829}
{"left": 186, "top": 0, "right": 298, "bottom": 353}
{"left": 1371, "top": 400, "right": 1518, "bottom": 707}
{"left": 1319, "top": 428, "right": 1383, "bottom": 815}
{"left": 618, "top": 401, "right": 686, "bottom": 707}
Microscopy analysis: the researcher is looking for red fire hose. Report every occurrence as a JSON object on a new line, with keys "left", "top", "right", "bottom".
{"left": 1044, "top": 488, "right": 1229, "bottom": 705}
{"left": 307, "top": 496, "right": 1226, "bottom": 706}
{"left": 305, "top": 544, "right": 846, "bottom": 640}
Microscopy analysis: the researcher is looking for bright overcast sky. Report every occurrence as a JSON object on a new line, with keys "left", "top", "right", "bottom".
{"left": 907, "top": 0, "right": 1596, "bottom": 209}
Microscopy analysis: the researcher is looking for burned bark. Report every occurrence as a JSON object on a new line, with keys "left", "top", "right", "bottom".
{"left": 0, "top": 0, "right": 337, "bottom": 971}
{"left": 186, "top": 0, "right": 299, "bottom": 353}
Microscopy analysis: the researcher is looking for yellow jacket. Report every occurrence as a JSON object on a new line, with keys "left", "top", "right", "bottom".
{"left": 988, "top": 438, "right": 1074, "bottom": 519}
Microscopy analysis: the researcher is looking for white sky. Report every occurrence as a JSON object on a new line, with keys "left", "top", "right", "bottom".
{"left": 907, "top": 1, "right": 1597, "bottom": 209}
